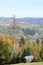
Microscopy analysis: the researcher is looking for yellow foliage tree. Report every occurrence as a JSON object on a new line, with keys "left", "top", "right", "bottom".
{"left": 0, "top": 34, "right": 13, "bottom": 64}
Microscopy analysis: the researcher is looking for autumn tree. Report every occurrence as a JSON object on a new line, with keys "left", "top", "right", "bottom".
{"left": 0, "top": 35, "right": 13, "bottom": 64}
{"left": 40, "top": 41, "right": 43, "bottom": 61}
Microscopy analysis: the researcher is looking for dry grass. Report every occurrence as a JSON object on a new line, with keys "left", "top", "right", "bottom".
{"left": 11, "top": 62, "right": 43, "bottom": 65}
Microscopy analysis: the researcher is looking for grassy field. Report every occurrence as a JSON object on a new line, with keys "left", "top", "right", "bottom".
{"left": 12, "top": 62, "right": 43, "bottom": 65}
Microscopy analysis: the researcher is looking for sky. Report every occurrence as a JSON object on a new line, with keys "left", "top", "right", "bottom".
{"left": 0, "top": 0, "right": 43, "bottom": 18}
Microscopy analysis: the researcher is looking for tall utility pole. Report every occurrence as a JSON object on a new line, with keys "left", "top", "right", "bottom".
{"left": 12, "top": 15, "right": 17, "bottom": 53}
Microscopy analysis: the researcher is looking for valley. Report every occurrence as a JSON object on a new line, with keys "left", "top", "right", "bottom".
{"left": 0, "top": 21, "right": 43, "bottom": 40}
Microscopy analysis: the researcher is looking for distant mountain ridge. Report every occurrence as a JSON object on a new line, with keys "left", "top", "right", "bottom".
{"left": 0, "top": 17, "right": 13, "bottom": 23}
{"left": 0, "top": 17, "right": 43, "bottom": 26}
{"left": 16, "top": 17, "right": 43, "bottom": 26}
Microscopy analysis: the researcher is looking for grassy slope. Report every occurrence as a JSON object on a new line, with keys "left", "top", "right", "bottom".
{"left": 12, "top": 62, "right": 43, "bottom": 65}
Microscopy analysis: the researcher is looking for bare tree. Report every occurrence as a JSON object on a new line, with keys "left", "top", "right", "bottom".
{"left": 11, "top": 15, "right": 17, "bottom": 53}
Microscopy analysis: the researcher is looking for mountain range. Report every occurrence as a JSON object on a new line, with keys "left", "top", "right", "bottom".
{"left": 0, "top": 17, "right": 43, "bottom": 26}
